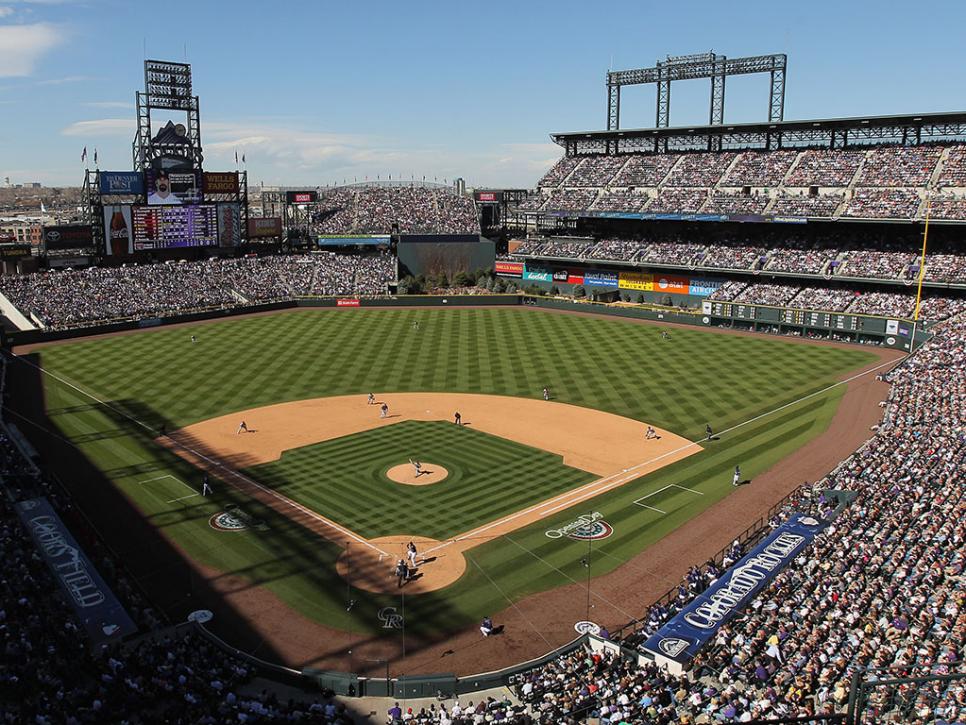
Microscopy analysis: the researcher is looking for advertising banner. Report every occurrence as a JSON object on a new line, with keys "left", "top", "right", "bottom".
{"left": 336, "top": 298, "right": 360, "bottom": 307}
{"left": 132, "top": 205, "right": 218, "bottom": 249}
{"left": 203, "top": 172, "right": 240, "bottom": 195}
{"left": 103, "top": 204, "right": 133, "bottom": 256}
{"left": 495, "top": 261, "right": 524, "bottom": 277}
{"left": 583, "top": 270, "right": 619, "bottom": 287}
{"left": 567, "top": 272, "right": 584, "bottom": 285}
{"left": 216, "top": 203, "right": 241, "bottom": 247}
{"left": 690, "top": 278, "right": 725, "bottom": 297}
{"left": 286, "top": 190, "right": 318, "bottom": 204}
{"left": 651, "top": 274, "right": 690, "bottom": 295}
{"left": 42, "top": 225, "right": 93, "bottom": 250}
{"left": 523, "top": 264, "right": 552, "bottom": 282}
{"left": 15, "top": 497, "right": 137, "bottom": 646}
{"left": 98, "top": 171, "right": 144, "bottom": 196}
{"left": 474, "top": 190, "right": 503, "bottom": 203}
{"left": 619, "top": 271, "right": 653, "bottom": 291}
{"left": 247, "top": 217, "right": 283, "bottom": 238}
{"left": 552, "top": 269, "right": 569, "bottom": 282}
{"left": 643, "top": 513, "right": 829, "bottom": 667}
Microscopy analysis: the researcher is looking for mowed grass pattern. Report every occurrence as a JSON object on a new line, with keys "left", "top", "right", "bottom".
{"left": 27, "top": 308, "right": 881, "bottom": 634}
{"left": 36, "top": 308, "right": 874, "bottom": 440}
{"left": 247, "top": 420, "right": 594, "bottom": 540}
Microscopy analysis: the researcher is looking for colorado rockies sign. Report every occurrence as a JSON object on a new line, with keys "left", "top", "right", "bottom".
{"left": 545, "top": 511, "right": 613, "bottom": 540}
{"left": 378, "top": 607, "right": 404, "bottom": 629}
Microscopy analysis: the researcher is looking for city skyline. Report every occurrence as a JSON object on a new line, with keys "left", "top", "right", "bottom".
{"left": 2, "top": 0, "right": 966, "bottom": 188}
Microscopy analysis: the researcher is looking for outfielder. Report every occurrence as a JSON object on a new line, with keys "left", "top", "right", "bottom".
{"left": 733, "top": 465, "right": 741, "bottom": 486}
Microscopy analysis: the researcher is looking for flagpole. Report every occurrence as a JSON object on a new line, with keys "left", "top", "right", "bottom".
{"left": 909, "top": 197, "right": 931, "bottom": 355}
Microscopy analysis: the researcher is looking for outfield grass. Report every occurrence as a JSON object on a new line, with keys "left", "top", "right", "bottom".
{"left": 246, "top": 420, "right": 594, "bottom": 540}
{"left": 27, "top": 308, "right": 879, "bottom": 635}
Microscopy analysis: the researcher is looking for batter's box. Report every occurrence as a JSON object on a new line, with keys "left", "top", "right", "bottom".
{"left": 632, "top": 484, "right": 704, "bottom": 514}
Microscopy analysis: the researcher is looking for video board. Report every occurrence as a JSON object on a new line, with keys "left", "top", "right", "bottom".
{"left": 286, "top": 191, "right": 318, "bottom": 204}
{"left": 132, "top": 205, "right": 218, "bottom": 249}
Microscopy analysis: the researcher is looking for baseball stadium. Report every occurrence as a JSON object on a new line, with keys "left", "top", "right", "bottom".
{"left": 1, "top": 27, "right": 964, "bottom": 725}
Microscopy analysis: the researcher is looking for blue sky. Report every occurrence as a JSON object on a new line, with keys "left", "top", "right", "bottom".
{"left": 2, "top": 0, "right": 966, "bottom": 188}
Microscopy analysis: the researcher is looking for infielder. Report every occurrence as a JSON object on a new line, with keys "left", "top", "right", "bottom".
{"left": 705, "top": 423, "right": 713, "bottom": 441}
{"left": 236, "top": 420, "right": 248, "bottom": 434}
{"left": 645, "top": 425, "right": 656, "bottom": 440}
{"left": 201, "top": 473, "right": 213, "bottom": 497}
{"left": 454, "top": 411, "right": 462, "bottom": 426}
{"left": 380, "top": 403, "right": 389, "bottom": 419}
{"left": 367, "top": 393, "right": 376, "bottom": 405}
{"left": 409, "top": 458, "right": 422, "bottom": 477}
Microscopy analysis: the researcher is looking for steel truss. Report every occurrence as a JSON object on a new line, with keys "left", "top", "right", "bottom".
{"left": 606, "top": 51, "right": 786, "bottom": 131}
{"left": 554, "top": 111, "right": 966, "bottom": 157}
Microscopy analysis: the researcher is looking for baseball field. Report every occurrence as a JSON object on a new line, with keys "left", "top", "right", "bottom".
{"left": 11, "top": 306, "right": 895, "bottom": 674}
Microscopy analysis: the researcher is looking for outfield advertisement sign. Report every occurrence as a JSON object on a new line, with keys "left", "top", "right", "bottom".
{"left": 15, "top": 497, "right": 137, "bottom": 646}
{"left": 652, "top": 274, "right": 690, "bottom": 295}
{"left": 643, "top": 513, "right": 829, "bottom": 669}
{"left": 99, "top": 171, "right": 144, "bottom": 195}
{"left": 317, "top": 235, "right": 390, "bottom": 246}
{"left": 689, "top": 278, "right": 724, "bottom": 297}
{"left": 495, "top": 261, "right": 524, "bottom": 277}
{"left": 619, "top": 271, "right": 652, "bottom": 291}
{"left": 523, "top": 265, "right": 552, "bottom": 282}
{"left": 583, "top": 270, "right": 619, "bottom": 287}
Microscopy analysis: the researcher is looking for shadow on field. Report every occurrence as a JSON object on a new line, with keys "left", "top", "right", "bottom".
{"left": 9, "top": 352, "right": 469, "bottom": 677}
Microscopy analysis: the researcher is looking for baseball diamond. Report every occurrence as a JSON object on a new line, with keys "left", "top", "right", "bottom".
{"left": 12, "top": 306, "right": 898, "bottom": 677}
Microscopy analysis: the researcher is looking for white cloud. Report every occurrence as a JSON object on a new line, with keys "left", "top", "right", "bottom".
{"left": 61, "top": 118, "right": 134, "bottom": 137}
{"left": 0, "top": 8, "right": 15, "bottom": 19}
{"left": 0, "top": 22, "right": 64, "bottom": 77}
{"left": 36, "top": 74, "right": 94, "bottom": 85}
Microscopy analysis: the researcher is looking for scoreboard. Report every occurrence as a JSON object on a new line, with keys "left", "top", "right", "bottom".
{"left": 782, "top": 309, "right": 859, "bottom": 331}
{"left": 132, "top": 205, "right": 218, "bottom": 249}
{"left": 707, "top": 302, "right": 756, "bottom": 320}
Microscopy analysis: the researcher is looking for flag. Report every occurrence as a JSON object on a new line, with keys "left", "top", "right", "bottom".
{"left": 81, "top": 147, "right": 87, "bottom": 162}
{"left": 94, "top": 149, "right": 98, "bottom": 165}
{"left": 241, "top": 153, "right": 246, "bottom": 163}
{"left": 235, "top": 150, "right": 238, "bottom": 165}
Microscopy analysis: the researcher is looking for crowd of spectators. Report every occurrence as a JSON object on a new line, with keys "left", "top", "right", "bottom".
{"left": 768, "top": 193, "right": 844, "bottom": 218}
{"left": 937, "top": 146, "right": 966, "bottom": 188}
{"left": 592, "top": 188, "right": 648, "bottom": 213}
{"left": 857, "top": 146, "right": 943, "bottom": 187}
{"left": 525, "top": 144, "right": 966, "bottom": 221}
{"left": 764, "top": 241, "right": 838, "bottom": 275}
{"left": 583, "top": 239, "right": 646, "bottom": 262}
{"left": 732, "top": 282, "right": 802, "bottom": 306}
{"left": 663, "top": 152, "right": 737, "bottom": 187}
{"left": 785, "top": 149, "right": 865, "bottom": 187}
{"left": 843, "top": 188, "right": 924, "bottom": 219}
{"left": 700, "top": 244, "right": 766, "bottom": 271}
{"left": 840, "top": 249, "right": 915, "bottom": 280}
{"left": 646, "top": 187, "right": 709, "bottom": 214}
{"left": 566, "top": 156, "right": 627, "bottom": 187}
{"left": 0, "top": 254, "right": 395, "bottom": 329}
{"left": 723, "top": 150, "right": 798, "bottom": 187}
{"left": 539, "top": 188, "right": 599, "bottom": 213}
{"left": 611, "top": 154, "right": 677, "bottom": 187}
{"left": 638, "top": 241, "right": 705, "bottom": 267}
{"left": 787, "top": 286, "right": 857, "bottom": 312}
{"left": 701, "top": 192, "right": 770, "bottom": 216}
{"left": 312, "top": 186, "right": 479, "bottom": 235}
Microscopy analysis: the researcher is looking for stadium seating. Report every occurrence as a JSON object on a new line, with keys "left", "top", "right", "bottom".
{"left": 521, "top": 143, "right": 966, "bottom": 221}
{"left": 0, "top": 254, "right": 395, "bottom": 329}
{"left": 311, "top": 185, "right": 479, "bottom": 235}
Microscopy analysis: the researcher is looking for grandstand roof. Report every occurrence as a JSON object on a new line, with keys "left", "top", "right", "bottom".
{"left": 551, "top": 111, "right": 966, "bottom": 154}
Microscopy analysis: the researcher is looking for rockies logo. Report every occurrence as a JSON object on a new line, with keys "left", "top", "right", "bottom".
{"left": 545, "top": 512, "right": 614, "bottom": 541}
{"left": 209, "top": 511, "right": 247, "bottom": 531}
{"left": 573, "top": 620, "right": 601, "bottom": 636}
{"left": 658, "top": 637, "right": 690, "bottom": 658}
{"left": 378, "top": 607, "right": 404, "bottom": 629}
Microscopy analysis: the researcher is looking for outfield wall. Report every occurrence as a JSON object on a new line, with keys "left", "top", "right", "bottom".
{"left": 6, "top": 293, "right": 927, "bottom": 351}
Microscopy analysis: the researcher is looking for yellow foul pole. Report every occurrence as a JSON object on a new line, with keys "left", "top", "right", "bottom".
{"left": 909, "top": 198, "right": 931, "bottom": 354}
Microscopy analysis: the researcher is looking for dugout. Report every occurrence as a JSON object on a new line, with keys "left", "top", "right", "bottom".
{"left": 396, "top": 234, "right": 495, "bottom": 279}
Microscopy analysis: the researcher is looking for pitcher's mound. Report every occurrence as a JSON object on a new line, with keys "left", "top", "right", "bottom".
{"left": 386, "top": 463, "right": 448, "bottom": 485}
{"left": 336, "top": 536, "right": 466, "bottom": 594}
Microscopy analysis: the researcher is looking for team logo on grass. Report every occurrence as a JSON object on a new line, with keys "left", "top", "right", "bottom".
{"left": 545, "top": 512, "right": 614, "bottom": 541}
{"left": 209, "top": 511, "right": 247, "bottom": 531}
{"left": 209, "top": 505, "right": 269, "bottom": 532}
{"left": 378, "top": 607, "right": 404, "bottom": 629}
